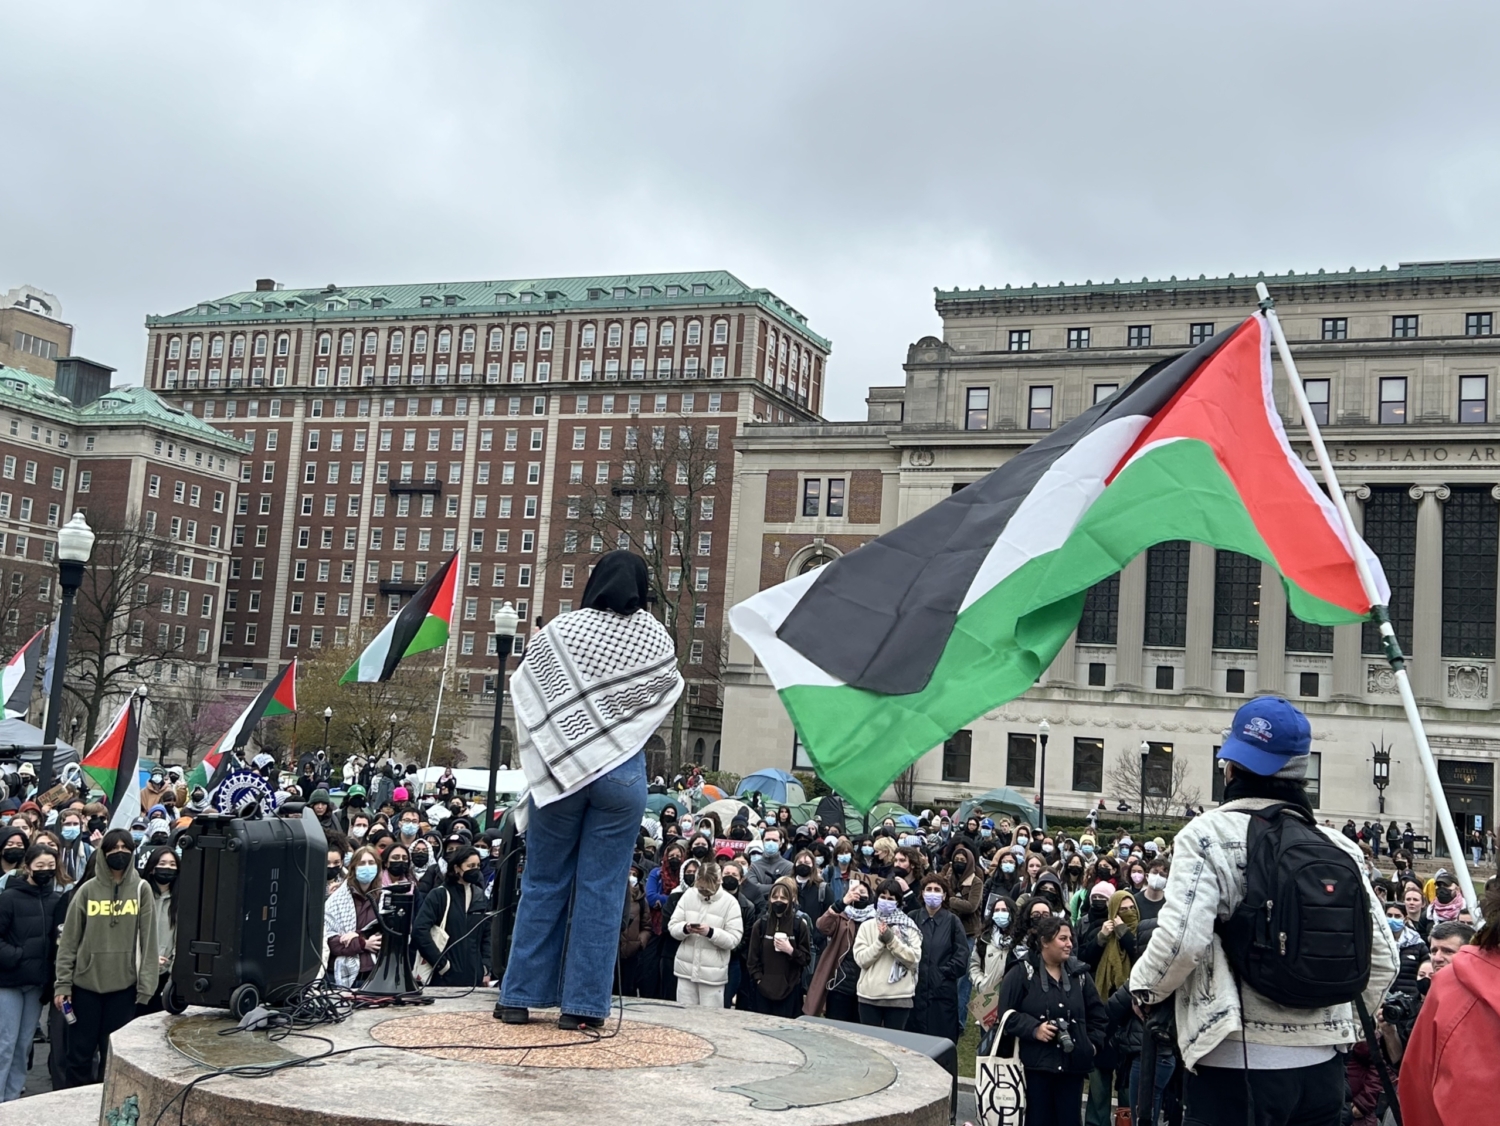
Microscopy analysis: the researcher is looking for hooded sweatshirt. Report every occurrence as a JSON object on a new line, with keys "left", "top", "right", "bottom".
{"left": 54, "top": 847, "right": 159, "bottom": 1003}
{"left": 1399, "top": 945, "right": 1500, "bottom": 1126}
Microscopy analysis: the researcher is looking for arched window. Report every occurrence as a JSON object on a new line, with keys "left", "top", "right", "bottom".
{"left": 461, "top": 328, "right": 475, "bottom": 352}
{"left": 253, "top": 334, "right": 268, "bottom": 357}
{"left": 686, "top": 321, "right": 701, "bottom": 345}
{"left": 659, "top": 323, "right": 675, "bottom": 346}
{"left": 712, "top": 320, "right": 728, "bottom": 345}
{"left": 276, "top": 334, "right": 290, "bottom": 357}
{"left": 389, "top": 330, "right": 403, "bottom": 354}
{"left": 340, "top": 332, "right": 354, "bottom": 356}
{"left": 414, "top": 330, "right": 428, "bottom": 353}
{"left": 437, "top": 329, "right": 452, "bottom": 353}
{"left": 692, "top": 738, "right": 705, "bottom": 764}
{"left": 538, "top": 327, "right": 553, "bottom": 350}
{"left": 187, "top": 337, "right": 202, "bottom": 359}
{"left": 167, "top": 338, "right": 181, "bottom": 360}
{"left": 317, "top": 333, "right": 332, "bottom": 356}
{"left": 210, "top": 336, "right": 224, "bottom": 358}
{"left": 363, "top": 332, "right": 378, "bottom": 354}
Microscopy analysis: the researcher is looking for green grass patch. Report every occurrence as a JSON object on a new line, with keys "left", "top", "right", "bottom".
{"left": 957, "top": 1018, "right": 981, "bottom": 1078}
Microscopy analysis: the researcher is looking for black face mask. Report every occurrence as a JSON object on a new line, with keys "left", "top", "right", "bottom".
{"left": 953, "top": 859, "right": 968, "bottom": 873}
{"left": 1417, "top": 976, "right": 1431, "bottom": 997}
{"left": 1, "top": 847, "right": 23, "bottom": 865}
{"left": 1089, "top": 900, "right": 1108, "bottom": 919}
{"left": 794, "top": 863, "right": 813, "bottom": 878}
{"left": 412, "top": 851, "right": 430, "bottom": 867}
{"left": 721, "top": 875, "right": 740, "bottom": 893}
{"left": 105, "top": 852, "right": 132, "bottom": 872}
{"left": 1068, "top": 867, "right": 1084, "bottom": 880}
{"left": 154, "top": 869, "right": 178, "bottom": 886}
{"left": 31, "top": 870, "right": 54, "bottom": 889}
{"left": 666, "top": 857, "right": 682, "bottom": 874}
{"left": 691, "top": 845, "right": 709, "bottom": 859}
{"left": 327, "top": 865, "right": 343, "bottom": 882}
{"left": 462, "top": 868, "right": 483, "bottom": 886}
{"left": 1435, "top": 886, "right": 1456, "bottom": 904}
{"left": 770, "top": 899, "right": 789, "bottom": 915}
{"left": 683, "top": 871, "right": 696, "bottom": 887}
{"left": 387, "top": 861, "right": 410, "bottom": 878}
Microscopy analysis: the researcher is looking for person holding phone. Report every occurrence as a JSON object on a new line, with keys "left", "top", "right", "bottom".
{"left": 667, "top": 861, "right": 743, "bottom": 1007}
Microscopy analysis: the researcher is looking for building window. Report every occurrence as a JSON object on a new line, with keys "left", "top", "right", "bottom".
{"left": 1303, "top": 379, "right": 1330, "bottom": 426}
{"left": 1299, "top": 671, "right": 1320, "bottom": 698}
{"left": 800, "top": 479, "right": 821, "bottom": 517}
{"left": 964, "top": 387, "right": 990, "bottom": 430}
{"left": 1460, "top": 375, "right": 1488, "bottom": 424}
{"left": 1087, "top": 662, "right": 1106, "bottom": 686}
{"left": 1144, "top": 540, "right": 1191, "bottom": 647}
{"left": 1067, "top": 327, "right": 1090, "bottom": 350}
{"left": 1285, "top": 601, "right": 1334, "bottom": 654}
{"left": 1078, "top": 575, "right": 1119, "bottom": 644}
{"left": 1442, "top": 486, "right": 1498, "bottom": 658}
{"left": 1155, "top": 665, "right": 1175, "bottom": 690}
{"left": 1008, "top": 330, "right": 1031, "bottom": 352}
{"left": 1466, "top": 312, "right": 1493, "bottom": 337}
{"left": 1092, "top": 383, "right": 1118, "bottom": 406}
{"left": 1225, "top": 667, "right": 1246, "bottom": 694}
{"left": 826, "top": 478, "right": 845, "bottom": 518}
{"left": 1391, "top": 315, "right": 1419, "bottom": 339}
{"left": 1189, "top": 322, "right": 1215, "bottom": 345}
{"left": 1006, "top": 732, "right": 1036, "bottom": 788}
{"left": 1321, "top": 318, "right": 1348, "bottom": 341}
{"left": 1361, "top": 486, "right": 1417, "bottom": 654}
{"left": 1028, "top": 386, "right": 1054, "bottom": 430}
{"left": 942, "top": 729, "right": 972, "bottom": 783}
{"left": 1143, "top": 741, "right": 1173, "bottom": 797}
{"left": 1379, "top": 377, "right": 1407, "bottom": 425}
{"left": 1127, "top": 325, "right": 1152, "bottom": 348}
{"left": 1212, "top": 551, "right": 1261, "bottom": 650}
{"left": 1072, "top": 738, "right": 1104, "bottom": 791}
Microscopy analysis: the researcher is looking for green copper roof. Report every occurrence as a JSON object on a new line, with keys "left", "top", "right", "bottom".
{"left": 0, "top": 365, "right": 249, "bottom": 454}
{"left": 148, "top": 269, "right": 831, "bottom": 350}
{"left": 937, "top": 259, "right": 1500, "bottom": 303}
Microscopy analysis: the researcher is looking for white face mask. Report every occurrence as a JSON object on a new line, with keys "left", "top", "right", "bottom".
{"left": 1147, "top": 874, "right": 1168, "bottom": 891}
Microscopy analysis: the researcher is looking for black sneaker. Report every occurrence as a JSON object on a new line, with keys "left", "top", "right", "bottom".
{"left": 557, "top": 1013, "right": 605, "bottom": 1030}
{"left": 495, "top": 1005, "right": 529, "bottom": 1024}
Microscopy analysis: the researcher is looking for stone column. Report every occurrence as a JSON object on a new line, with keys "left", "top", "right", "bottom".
{"left": 1185, "top": 543, "right": 1216, "bottom": 692}
{"left": 1113, "top": 555, "right": 1148, "bottom": 689}
{"left": 1409, "top": 483, "right": 1450, "bottom": 704}
{"left": 1046, "top": 631, "right": 1076, "bottom": 687}
{"left": 1257, "top": 561, "right": 1287, "bottom": 695}
{"left": 1332, "top": 485, "right": 1369, "bottom": 700}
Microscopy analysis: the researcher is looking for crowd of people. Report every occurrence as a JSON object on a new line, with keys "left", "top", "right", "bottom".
{"left": 1, "top": 694, "right": 1499, "bottom": 1126}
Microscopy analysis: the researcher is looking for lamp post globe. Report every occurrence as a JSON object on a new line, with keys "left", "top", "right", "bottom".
{"left": 1037, "top": 719, "right": 1050, "bottom": 831}
{"left": 1139, "top": 739, "right": 1151, "bottom": 834}
{"left": 41, "top": 512, "right": 96, "bottom": 788}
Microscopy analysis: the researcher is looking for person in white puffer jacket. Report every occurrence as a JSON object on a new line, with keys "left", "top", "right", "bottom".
{"left": 668, "top": 861, "right": 744, "bottom": 1007}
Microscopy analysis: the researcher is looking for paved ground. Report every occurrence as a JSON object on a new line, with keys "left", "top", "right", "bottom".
{"left": 20, "top": 1037, "right": 52, "bottom": 1099}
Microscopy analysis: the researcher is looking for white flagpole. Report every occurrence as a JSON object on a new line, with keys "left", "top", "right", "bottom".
{"left": 1257, "top": 282, "right": 1480, "bottom": 918}
{"left": 419, "top": 638, "right": 451, "bottom": 799}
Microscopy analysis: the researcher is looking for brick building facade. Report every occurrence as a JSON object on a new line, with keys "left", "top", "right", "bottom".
{"left": 144, "top": 271, "right": 829, "bottom": 769}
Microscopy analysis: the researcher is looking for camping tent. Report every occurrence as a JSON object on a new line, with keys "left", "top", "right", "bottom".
{"left": 411, "top": 766, "right": 527, "bottom": 802}
{"left": 735, "top": 769, "right": 806, "bottom": 807}
{"left": 956, "top": 787, "right": 1041, "bottom": 828}
{"left": 0, "top": 718, "right": 78, "bottom": 769}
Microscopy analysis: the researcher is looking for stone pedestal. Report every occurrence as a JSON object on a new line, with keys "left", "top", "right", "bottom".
{"left": 98, "top": 995, "right": 952, "bottom": 1126}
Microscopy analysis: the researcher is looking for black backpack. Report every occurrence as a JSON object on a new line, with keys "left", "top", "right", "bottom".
{"left": 1217, "top": 802, "right": 1372, "bottom": 1009}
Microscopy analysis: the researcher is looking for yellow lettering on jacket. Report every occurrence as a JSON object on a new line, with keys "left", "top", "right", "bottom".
{"left": 86, "top": 899, "right": 139, "bottom": 916}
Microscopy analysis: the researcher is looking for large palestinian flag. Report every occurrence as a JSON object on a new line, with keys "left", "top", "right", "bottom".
{"left": 341, "top": 553, "right": 459, "bottom": 683}
{"left": 187, "top": 660, "right": 297, "bottom": 790}
{"left": 79, "top": 698, "right": 141, "bottom": 826}
{"left": 731, "top": 312, "right": 1389, "bottom": 811}
{"left": 0, "top": 628, "right": 44, "bottom": 720}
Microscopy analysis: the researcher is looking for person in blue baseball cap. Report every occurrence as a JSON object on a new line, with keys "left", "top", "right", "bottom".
{"left": 1125, "top": 697, "right": 1399, "bottom": 1126}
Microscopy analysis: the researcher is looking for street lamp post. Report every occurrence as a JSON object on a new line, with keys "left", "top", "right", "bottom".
{"left": 41, "top": 513, "right": 95, "bottom": 788}
{"left": 1139, "top": 739, "right": 1150, "bottom": 835}
{"left": 322, "top": 707, "right": 333, "bottom": 759}
{"left": 1372, "top": 739, "right": 1392, "bottom": 815}
{"left": 386, "top": 713, "right": 398, "bottom": 764}
{"left": 1037, "top": 720, "right": 1050, "bottom": 831}
{"left": 485, "top": 601, "right": 519, "bottom": 829}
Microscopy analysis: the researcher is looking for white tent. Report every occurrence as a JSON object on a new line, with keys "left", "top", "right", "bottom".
{"left": 413, "top": 766, "right": 527, "bottom": 801}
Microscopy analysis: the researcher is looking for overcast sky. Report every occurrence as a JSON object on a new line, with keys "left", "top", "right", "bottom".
{"left": 5, "top": 3, "right": 1498, "bottom": 419}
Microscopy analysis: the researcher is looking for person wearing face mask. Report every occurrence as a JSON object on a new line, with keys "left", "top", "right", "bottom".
{"left": 0, "top": 828, "right": 28, "bottom": 893}
{"left": 413, "top": 846, "right": 492, "bottom": 988}
{"left": 324, "top": 840, "right": 347, "bottom": 898}
{"left": 854, "top": 837, "right": 877, "bottom": 874}
{"left": 907, "top": 874, "right": 969, "bottom": 1042}
{"left": 1383, "top": 900, "right": 1429, "bottom": 994}
{"left": 53, "top": 829, "right": 158, "bottom": 1089}
{"left": 789, "top": 849, "right": 830, "bottom": 952}
{"left": 140, "top": 846, "right": 178, "bottom": 1013}
{"left": 1423, "top": 870, "right": 1466, "bottom": 931}
{"left": 617, "top": 863, "right": 650, "bottom": 997}
{"left": 642, "top": 841, "right": 687, "bottom": 1000}
{"left": 747, "top": 877, "right": 812, "bottom": 1016}
{"left": 0, "top": 844, "right": 62, "bottom": 1101}
{"left": 944, "top": 844, "right": 983, "bottom": 1031}
{"left": 747, "top": 828, "right": 793, "bottom": 889}
{"left": 1137, "top": 863, "right": 1169, "bottom": 926}
{"left": 806, "top": 876, "right": 872, "bottom": 1020}
{"left": 324, "top": 844, "right": 385, "bottom": 987}
{"left": 826, "top": 838, "right": 857, "bottom": 904}
{"left": 54, "top": 810, "right": 92, "bottom": 883}
{"left": 853, "top": 880, "right": 923, "bottom": 1029}
{"left": 717, "top": 860, "right": 757, "bottom": 1009}
{"left": 338, "top": 785, "right": 369, "bottom": 833}
{"left": 987, "top": 850, "right": 1021, "bottom": 902}
{"left": 668, "top": 861, "right": 744, "bottom": 1008}
{"left": 1080, "top": 889, "right": 1140, "bottom": 1126}
{"left": 969, "top": 893, "right": 1020, "bottom": 1041}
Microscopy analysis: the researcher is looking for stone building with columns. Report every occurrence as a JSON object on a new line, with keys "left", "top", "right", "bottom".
{"left": 722, "top": 261, "right": 1500, "bottom": 849}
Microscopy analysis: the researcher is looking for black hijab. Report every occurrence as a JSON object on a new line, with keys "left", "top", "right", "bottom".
{"left": 581, "top": 551, "right": 650, "bottom": 615}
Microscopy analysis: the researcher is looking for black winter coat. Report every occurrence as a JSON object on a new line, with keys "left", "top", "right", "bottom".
{"left": 413, "top": 882, "right": 493, "bottom": 986}
{"left": 908, "top": 907, "right": 970, "bottom": 1042}
{"left": 0, "top": 878, "right": 65, "bottom": 990}
{"left": 995, "top": 956, "right": 1108, "bottom": 1075}
{"left": 1076, "top": 909, "right": 1137, "bottom": 974}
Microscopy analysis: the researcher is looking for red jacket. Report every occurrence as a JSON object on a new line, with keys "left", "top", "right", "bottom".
{"left": 1400, "top": 945, "right": 1500, "bottom": 1126}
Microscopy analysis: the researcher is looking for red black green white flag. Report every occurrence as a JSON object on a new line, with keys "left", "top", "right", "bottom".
{"left": 186, "top": 659, "right": 297, "bottom": 790}
{"left": 0, "top": 628, "right": 44, "bottom": 721}
{"left": 731, "top": 313, "right": 1389, "bottom": 812}
{"left": 341, "top": 553, "right": 459, "bottom": 683}
{"left": 79, "top": 697, "right": 142, "bottom": 827}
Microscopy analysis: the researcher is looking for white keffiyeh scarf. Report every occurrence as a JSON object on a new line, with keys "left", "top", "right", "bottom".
{"left": 512, "top": 608, "right": 684, "bottom": 808}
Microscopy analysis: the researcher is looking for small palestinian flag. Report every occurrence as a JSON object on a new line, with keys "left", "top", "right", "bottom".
{"left": 731, "top": 312, "right": 1389, "bottom": 811}
{"left": 187, "top": 660, "right": 297, "bottom": 790}
{"left": 79, "top": 697, "right": 141, "bottom": 826}
{"left": 341, "top": 553, "right": 459, "bottom": 683}
{"left": 0, "top": 628, "right": 44, "bottom": 720}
